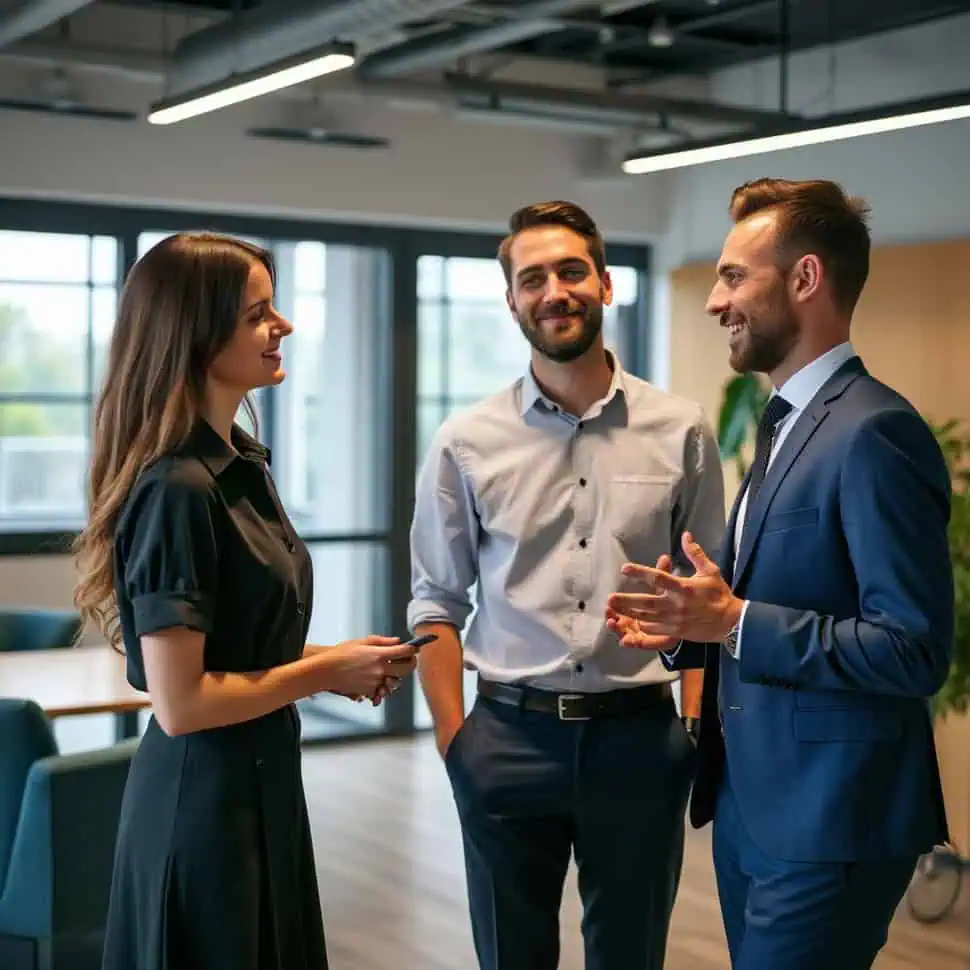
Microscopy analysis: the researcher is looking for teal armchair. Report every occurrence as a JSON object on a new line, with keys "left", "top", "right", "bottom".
{"left": 0, "top": 699, "right": 136, "bottom": 970}
{"left": 0, "top": 610, "right": 82, "bottom": 653}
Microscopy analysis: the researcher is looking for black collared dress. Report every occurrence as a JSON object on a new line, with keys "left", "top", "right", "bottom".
{"left": 101, "top": 420, "right": 328, "bottom": 970}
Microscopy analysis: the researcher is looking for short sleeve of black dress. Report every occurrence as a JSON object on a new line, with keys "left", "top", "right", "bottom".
{"left": 120, "top": 464, "right": 220, "bottom": 638}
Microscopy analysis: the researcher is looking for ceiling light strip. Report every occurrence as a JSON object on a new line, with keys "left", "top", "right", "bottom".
{"left": 623, "top": 95, "right": 970, "bottom": 174}
{"left": 148, "top": 43, "right": 356, "bottom": 126}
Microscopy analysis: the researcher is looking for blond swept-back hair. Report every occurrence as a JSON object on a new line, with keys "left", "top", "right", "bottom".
{"left": 73, "top": 232, "right": 270, "bottom": 649}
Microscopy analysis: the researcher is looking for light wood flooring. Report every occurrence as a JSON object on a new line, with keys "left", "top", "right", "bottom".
{"left": 302, "top": 734, "right": 970, "bottom": 970}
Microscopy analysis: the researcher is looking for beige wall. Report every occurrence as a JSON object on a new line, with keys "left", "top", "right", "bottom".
{"left": 668, "top": 238, "right": 970, "bottom": 851}
{"left": 0, "top": 555, "right": 100, "bottom": 644}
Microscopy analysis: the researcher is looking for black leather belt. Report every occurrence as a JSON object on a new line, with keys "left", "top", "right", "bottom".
{"left": 477, "top": 678, "right": 672, "bottom": 721}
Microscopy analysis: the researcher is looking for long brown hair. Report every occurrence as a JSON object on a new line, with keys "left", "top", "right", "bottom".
{"left": 73, "top": 232, "right": 274, "bottom": 648}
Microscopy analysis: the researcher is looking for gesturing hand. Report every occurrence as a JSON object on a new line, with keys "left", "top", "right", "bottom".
{"left": 606, "top": 533, "right": 743, "bottom": 644}
{"left": 606, "top": 553, "right": 681, "bottom": 651}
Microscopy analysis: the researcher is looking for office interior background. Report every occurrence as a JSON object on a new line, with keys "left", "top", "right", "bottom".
{"left": 2, "top": 1, "right": 970, "bottom": 967}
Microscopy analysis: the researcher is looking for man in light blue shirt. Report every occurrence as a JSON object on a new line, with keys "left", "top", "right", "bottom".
{"left": 408, "top": 200, "right": 725, "bottom": 970}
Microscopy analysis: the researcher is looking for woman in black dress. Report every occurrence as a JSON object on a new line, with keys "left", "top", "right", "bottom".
{"left": 73, "top": 232, "right": 418, "bottom": 970}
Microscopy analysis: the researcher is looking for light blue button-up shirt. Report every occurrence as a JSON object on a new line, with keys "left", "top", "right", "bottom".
{"left": 407, "top": 352, "right": 726, "bottom": 692}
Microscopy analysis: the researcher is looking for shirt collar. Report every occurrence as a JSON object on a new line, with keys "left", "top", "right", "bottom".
{"left": 520, "top": 347, "right": 628, "bottom": 418}
{"left": 183, "top": 418, "right": 270, "bottom": 477}
{"left": 776, "top": 341, "right": 858, "bottom": 413}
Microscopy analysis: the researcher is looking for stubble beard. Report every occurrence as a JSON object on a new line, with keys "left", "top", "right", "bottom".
{"left": 517, "top": 303, "right": 604, "bottom": 364}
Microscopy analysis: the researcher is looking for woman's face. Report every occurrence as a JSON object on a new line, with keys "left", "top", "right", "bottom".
{"left": 208, "top": 260, "right": 293, "bottom": 393}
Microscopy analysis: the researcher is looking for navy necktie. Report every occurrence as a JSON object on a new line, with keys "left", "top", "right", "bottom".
{"left": 744, "top": 394, "right": 793, "bottom": 525}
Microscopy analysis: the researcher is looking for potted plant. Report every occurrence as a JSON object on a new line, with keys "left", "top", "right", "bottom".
{"left": 715, "top": 376, "right": 970, "bottom": 721}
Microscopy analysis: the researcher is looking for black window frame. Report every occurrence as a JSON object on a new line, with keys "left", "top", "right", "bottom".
{"left": 0, "top": 196, "right": 652, "bottom": 739}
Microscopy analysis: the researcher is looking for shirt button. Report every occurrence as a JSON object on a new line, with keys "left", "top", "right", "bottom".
{"left": 578, "top": 601, "right": 586, "bottom": 611}
{"left": 575, "top": 663, "right": 584, "bottom": 673}
{"left": 579, "top": 477, "right": 587, "bottom": 487}
{"left": 579, "top": 538, "right": 588, "bottom": 549}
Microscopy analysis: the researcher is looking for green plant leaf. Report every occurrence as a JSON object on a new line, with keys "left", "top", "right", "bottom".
{"left": 922, "top": 420, "right": 970, "bottom": 722}
{"left": 717, "top": 372, "right": 765, "bottom": 459}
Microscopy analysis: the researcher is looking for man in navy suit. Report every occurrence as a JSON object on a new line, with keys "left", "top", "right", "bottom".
{"left": 606, "top": 177, "right": 953, "bottom": 969}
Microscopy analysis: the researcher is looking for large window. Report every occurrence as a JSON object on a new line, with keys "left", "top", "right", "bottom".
{"left": 0, "top": 230, "right": 118, "bottom": 530}
{"left": 272, "top": 241, "right": 393, "bottom": 731}
{"left": 135, "top": 231, "right": 395, "bottom": 734}
{"left": 0, "top": 199, "right": 651, "bottom": 740}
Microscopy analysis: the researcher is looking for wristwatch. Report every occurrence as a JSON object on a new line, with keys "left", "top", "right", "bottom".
{"left": 681, "top": 716, "right": 700, "bottom": 745}
{"left": 722, "top": 620, "right": 740, "bottom": 659}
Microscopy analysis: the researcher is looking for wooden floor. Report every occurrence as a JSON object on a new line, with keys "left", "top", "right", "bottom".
{"left": 302, "top": 735, "right": 970, "bottom": 970}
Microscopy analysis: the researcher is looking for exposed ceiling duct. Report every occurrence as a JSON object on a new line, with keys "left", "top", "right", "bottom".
{"left": 0, "top": 0, "right": 97, "bottom": 50}
{"left": 1, "top": 38, "right": 167, "bottom": 81}
{"left": 0, "top": 34, "right": 795, "bottom": 133}
{"left": 358, "top": 0, "right": 608, "bottom": 78}
{"left": 164, "top": 0, "right": 475, "bottom": 97}
{"left": 426, "top": 72, "right": 796, "bottom": 127}
{"left": 0, "top": 64, "right": 136, "bottom": 121}
{"left": 358, "top": 0, "right": 675, "bottom": 78}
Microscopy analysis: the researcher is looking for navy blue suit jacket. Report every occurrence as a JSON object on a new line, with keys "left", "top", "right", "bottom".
{"left": 669, "top": 357, "right": 953, "bottom": 863}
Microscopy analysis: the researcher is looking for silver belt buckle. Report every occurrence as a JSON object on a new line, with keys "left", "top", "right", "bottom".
{"left": 557, "top": 693, "right": 590, "bottom": 721}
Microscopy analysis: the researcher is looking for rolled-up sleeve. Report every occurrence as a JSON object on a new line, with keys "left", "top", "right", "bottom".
{"left": 407, "top": 429, "right": 479, "bottom": 634}
{"left": 672, "top": 415, "right": 727, "bottom": 569}
{"left": 121, "top": 472, "right": 220, "bottom": 637}
{"left": 661, "top": 414, "right": 727, "bottom": 671}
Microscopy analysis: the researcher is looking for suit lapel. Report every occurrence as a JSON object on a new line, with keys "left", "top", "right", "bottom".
{"left": 730, "top": 357, "right": 866, "bottom": 591}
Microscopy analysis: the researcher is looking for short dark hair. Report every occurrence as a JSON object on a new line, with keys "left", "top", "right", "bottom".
{"left": 498, "top": 200, "right": 606, "bottom": 284}
{"left": 729, "top": 178, "right": 871, "bottom": 312}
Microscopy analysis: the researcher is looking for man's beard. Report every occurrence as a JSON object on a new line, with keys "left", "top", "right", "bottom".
{"left": 731, "top": 287, "right": 799, "bottom": 375}
{"left": 517, "top": 303, "right": 603, "bottom": 363}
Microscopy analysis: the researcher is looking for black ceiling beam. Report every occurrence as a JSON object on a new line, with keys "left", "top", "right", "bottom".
{"left": 433, "top": 70, "right": 800, "bottom": 125}
{"left": 849, "top": 1, "right": 970, "bottom": 42}
{"left": 606, "top": 50, "right": 749, "bottom": 89}
{"left": 607, "top": 0, "right": 970, "bottom": 89}
{"left": 601, "top": 0, "right": 781, "bottom": 59}
{"left": 672, "top": 28, "right": 777, "bottom": 50}
{"left": 535, "top": 12, "right": 775, "bottom": 52}
{"left": 672, "top": 0, "right": 782, "bottom": 33}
